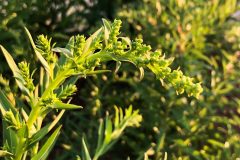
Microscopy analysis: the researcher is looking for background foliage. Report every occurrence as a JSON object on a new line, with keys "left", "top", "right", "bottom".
{"left": 0, "top": 0, "right": 240, "bottom": 159}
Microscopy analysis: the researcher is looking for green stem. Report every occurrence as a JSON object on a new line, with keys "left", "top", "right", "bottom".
{"left": 27, "top": 69, "right": 73, "bottom": 132}
{"left": 15, "top": 126, "right": 27, "bottom": 160}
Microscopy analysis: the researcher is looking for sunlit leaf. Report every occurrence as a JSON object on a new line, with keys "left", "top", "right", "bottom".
{"left": 31, "top": 125, "right": 62, "bottom": 160}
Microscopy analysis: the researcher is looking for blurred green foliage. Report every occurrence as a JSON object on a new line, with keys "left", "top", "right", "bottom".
{"left": 1, "top": 0, "right": 240, "bottom": 160}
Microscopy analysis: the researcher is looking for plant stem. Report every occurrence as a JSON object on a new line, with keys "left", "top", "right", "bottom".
{"left": 27, "top": 69, "right": 73, "bottom": 133}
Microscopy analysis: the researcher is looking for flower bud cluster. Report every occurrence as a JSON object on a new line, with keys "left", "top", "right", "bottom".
{"left": 40, "top": 92, "right": 58, "bottom": 107}
{"left": 109, "top": 19, "right": 122, "bottom": 43}
{"left": 106, "top": 20, "right": 203, "bottom": 98}
{"left": 3, "top": 111, "right": 21, "bottom": 130}
{"left": 58, "top": 84, "right": 77, "bottom": 100}
{"left": 74, "top": 35, "right": 86, "bottom": 57}
{"left": 36, "top": 35, "right": 56, "bottom": 63}
{"left": 18, "top": 61, "right": 35, "bottom": 92}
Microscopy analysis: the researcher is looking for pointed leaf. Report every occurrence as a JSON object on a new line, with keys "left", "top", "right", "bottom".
{"left": 0, "top": 46, "right": 30, "bottom": 95}
{"left": 0, "top": 91, "right": 19, "bottom": 153}
{"left": 0, "top": 90, "right": 16, "bottom": 113}
{"left": 31, "top": 125, "right": 62, "bottom": 160}
{"left": 102, "top": 19, "right": 111, "bottom": 46}
{"left": 114, "top": 61, "right": 121, "bottom": 73}
{"left": 52, "top": 47, "right": 73, "bottom": 57}
{"left": 82, "top": 137, "right": 91, "bottom": 160}
{"left": 28, "top": 110, "right": 65, "bottom": 149}
{"left": 104, "top": 116, "right": 112, "bottom": 144}
{"left": 24, "top": 27, "right": 51, "bottom": 75}
{"left": 52, "top": 101, "right": 82, "bottom": 110}
{"left": 102, "top": 19, "right": 111, "bottom": 31}
{"left": 119, "top": 37, "right": 132, "bottom": 49}
{"left": 71, "top": 70, "right": 111, "bottom": 76}
{"left": 66, "top": 36, "right": 75, "bottom": 55}
{"left": 96, "top": 119, "right": 104, "bottom": 153}
{"left": 0, "top": 90, "right": 18, "bottom": 154}
{"left": 82, "top": 27, "right": 103, "bottom": 57}
{"left": 114, "top": 106, "right": 119, "bottom": 127}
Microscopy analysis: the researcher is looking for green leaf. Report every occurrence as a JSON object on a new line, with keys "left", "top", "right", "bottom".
{"left": 102, "top": 19, "right": 111, "bottom": 31}
{"left": 82, "top": 137, "right": 92, "bottom": 160}
{"left": 82, "top": 27, "right": 103, "bottom": 57}
{"left": 52, "top": 47, "right": 73, "bottom": 57}
{"left": 102, "top": 19, "right": 111, "bottom": 46}
{"left": 104, "top": 115, "right": 112, "bottom": 144}
{"left": 52, "top": 101, "right": 82, "bottom": 110}
{"left": 96, "top": 119, "right": 104, "bottom": 154}
{"left": 27, "top": 110, "right": 65, "bottom": 149}
{"left": 119, "top": 37, "right": 132, "bottom": 49}
{"left": 0, "top": 45, "right": 30, "bottom": 96}
{"left": 24, "top": 27, "right": 51, "bottom": 76}
{"left": 71, "top": 70, "right": 111, "bottom": 76}
{"left": 0, "top": 90, "right": 18, "bottom": 153}
{"left": 0, "top": 90, "right": 16, "bottom": 113}
{"left": 114, "top": 106, "right": 119, "bottom": 128}
{"left": 66, "top": 36, "right": 75, "bottom": 55}
{"left": 31, "top": 125, "right": 62, "bottom": 160}
{"left": 114, "top": 61, "right": 121, "bottom": 73}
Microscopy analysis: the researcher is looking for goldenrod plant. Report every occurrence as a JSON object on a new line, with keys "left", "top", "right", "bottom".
{"left": 0, "top": 19, "right": 202, "bottom": 160}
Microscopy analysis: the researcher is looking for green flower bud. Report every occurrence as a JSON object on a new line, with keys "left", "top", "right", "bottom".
{"left": 18, "top": 61, "right": 35, "bottom": 92}
{"left": 58, "top": 84, "right": 77, "bottom": 100}
{"left": 36, "top": 35, "right": 56, "bottom": 63}
{"left": 75, "top": 35, "right": 86, "bottom": 56}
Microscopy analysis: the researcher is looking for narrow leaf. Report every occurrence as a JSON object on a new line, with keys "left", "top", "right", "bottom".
{"left": 72, "top": 70, "right": 111, "bottom": 76}
{"left": 0, "top": 91, "right": 19, "bottom": 153}
{"left": 114, "top": 61, "right": 121, "bottom": 73}
{"left": 28, "top": 110, "right": 65, "bottom": 148}
{"left": 0, "top": 90, "right": 16, "bottom": 113}
{"left": 96, "top": 119, "right": 104, "bottom": 153}
{"left": 52, "top": 101, "right": 82, "bottom": 110}
{"left": 82, "top": 27, "right": 103, "bottom": 57}
{"left": 82, "top": 137, "right": 92, "bottom": 160}
{"left": 0, "top": 45, "right": 30, "bottom": 95}
{"left": 104, "top": 116, "right": 112, "bottom": 144}
{"left": 119, "top": 37, "right": 132, "bottom": 49}
{"left": 102, "top": 19, "right": 111, "bottom": 46}
{"left": 24, "top": 27, "right": 51, "bottom": 75}
{"left": 31, "top": 125, "right": 62, "bottom": 160}
{"left": 114, "top": 106, "right": 119, "bottom": 127}
{"left": 102, "top": 19, "right": 111, "bottom": 31}
{"left": 52, "top": 47, "right": 73, "bottom": 57}
{"left": 66, "top": 36, "right": 75, "bottom": 55}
